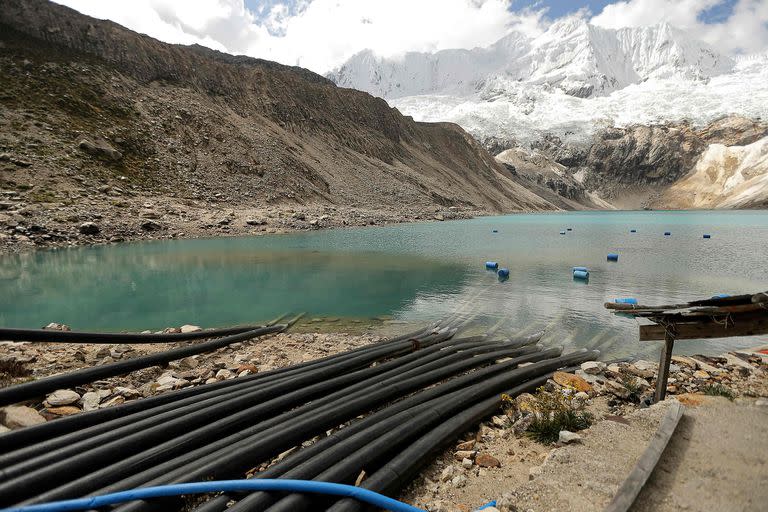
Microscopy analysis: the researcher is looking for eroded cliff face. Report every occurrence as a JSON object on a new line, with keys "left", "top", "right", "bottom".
{"left": 662, "top": 136, "right": 768, "bottom": 209}
{"left": 507, "top": 116, "right": 768, "bottom": 209}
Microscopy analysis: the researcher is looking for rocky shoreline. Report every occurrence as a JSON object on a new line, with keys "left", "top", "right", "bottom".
{"left": 2, "top": 326, "right": 766, "bottom": 512}
{"left": 0, "top": 193, "right": 481, "bottom": 253}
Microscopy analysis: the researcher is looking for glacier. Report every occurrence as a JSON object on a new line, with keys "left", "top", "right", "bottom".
{"left": 329, "top": 19, "right": 768, "bottom": 146}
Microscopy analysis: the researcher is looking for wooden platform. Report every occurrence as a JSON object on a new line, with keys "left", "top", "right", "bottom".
{"left": 605, "top": 291, "right": 768, "bottom": 401}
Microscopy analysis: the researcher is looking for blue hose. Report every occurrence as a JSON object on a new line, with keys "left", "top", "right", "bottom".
{"left": 1, "top": 480, "right": 426, "bottom": 512}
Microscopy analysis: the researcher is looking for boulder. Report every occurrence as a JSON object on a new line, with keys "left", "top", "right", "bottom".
{"left": 581, "top": 361, "right": 606, "bottom": 374}
{"left": 80, "top": 391, "right": 102, "bottom": 411}
{"left": 78, "top": 222, "right": 100, "bottom": 235}
{"left": 0, "top": 405, "right": 46, "bottom": 429}
{"left": 475, "top": 452, "right": 501, "bottom": 468}
{"left": 140, "top": 220, "right": 162, "bottom": 231}
{"left": 78, "top": 137, "right": 122, "bottom": 161}
{"left": 179, "top": 324, "right": 202, "bottom": 333}
{"left": 454, "top": 450, "right": 475, "bottom": 461}
{"left": 627, "top": 360, "right": 657, "bottom": 379}
{"left": 45, "top": 406, "right": 81, "bottom": 416}
{"left": 558, "top": 430, "right": 582, "bottom": 444}
{"left": 45, "top": 389, "right": 81, "bottom": 406}
{"left": 43, "top": 322, "right": 71, "bottom": 331}
{"left": 553, "top": 371, "right": 593, "bottom": 393}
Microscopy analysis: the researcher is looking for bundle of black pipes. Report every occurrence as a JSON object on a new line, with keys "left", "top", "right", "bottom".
{"left": 0, "top": 318, "right": 598, "bottom": 512}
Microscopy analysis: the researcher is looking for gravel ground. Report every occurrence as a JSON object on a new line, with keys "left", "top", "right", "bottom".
{"left": 632, "top": 396, "right": 768, "bottom": 512}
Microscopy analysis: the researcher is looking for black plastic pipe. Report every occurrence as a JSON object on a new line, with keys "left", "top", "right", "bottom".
{"left": 0, "top": 330, "right": 459, "bottom": 503}
{"left": 2, "top": 330, "right": 465, "bottom": 504}
{"left": 106, "top": 343, "right": 551, "bottom": 512}
{"left": 0, "top": 325, "right": 440, "bottom": 453}
{"left": 0, "top": 328, "right": 453, "bottom": 464}
{"left": 324, "top": 358, "right": 596, "bottom": 512}
{"left": 27, "top": 337, "right": 514, "bottom": 505}
{"left": 264, "top": 352, "right": 595, "bottom": 512}
{"left": 0, "top": 324, "right": 272, "bottom": 344}
{"left": 0, "top": 324, "right": 286, "bottom": 407}
{"left": 222, "top": 348, "right": 563, "bottom": 512}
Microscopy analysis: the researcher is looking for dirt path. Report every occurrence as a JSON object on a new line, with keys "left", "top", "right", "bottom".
{"left": 632, "top": 396, "right": 768, "bottom": 512}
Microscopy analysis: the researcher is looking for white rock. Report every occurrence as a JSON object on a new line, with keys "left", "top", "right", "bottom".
{"left": 114, "top": 386, "right": 141, "bottom": 398}
{"left": 46, "top": 389, "right": 81, "bottom": 406}
{"left": 575, "top": 391, "right": 590, "bottom": 401}
{"left": 580, "top": 361, "right": 606, "bottom": 374}
{"left": 43, "top": 322, "right": 71, "bottom": 331}
{"left": 439, "top": 466, "right": 454, "bottom": 482}
{"left": 461, "top": 457, "right": 473, "bottom": 469}
{"left": 180, "top": 324, "right": 202, "bottom": 333}
{"left": 756, "top": 399, "right": 768, "bottom": 407}
{"left": 80, "top": 391, "right": 102, "bottom": 411}
{"left": 156, "top": 373, "right": 180, "bottom": 387}
{"left": 558, "top": 430, "right": 583, "bottom": 444}
{"left": 215, "top": 369, "right": 234, "bottom": 380}
{"left": 450, "top": 474, "right": 467, "bottom": 488}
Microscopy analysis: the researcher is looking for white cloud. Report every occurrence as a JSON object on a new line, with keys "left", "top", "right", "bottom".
{"left": 591, "top": 0, "right": 768, "bottom": 55}
{"left": 53, "top": 0, "right": 768, "bottom": 74}
{"left": 54, "top": 0, "right": 547, "bottom": 73}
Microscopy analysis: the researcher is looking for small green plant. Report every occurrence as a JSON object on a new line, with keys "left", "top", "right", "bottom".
{"left": 523, "top": 387, "right": 594, "bottom": 444}
{"left": 702, "top": 383, "right": 736, "bottom": 400}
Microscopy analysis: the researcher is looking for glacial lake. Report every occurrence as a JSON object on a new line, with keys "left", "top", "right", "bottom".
{"left": 2, "top": 210, "right": 767, "bottom": 359}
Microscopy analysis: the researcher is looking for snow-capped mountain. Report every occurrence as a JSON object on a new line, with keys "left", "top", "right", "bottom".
{"left": 330, "top": 19, "right": 733, "bottom": 100}
{"left": 328, "top": 19, "right": 764, "bottom": 146}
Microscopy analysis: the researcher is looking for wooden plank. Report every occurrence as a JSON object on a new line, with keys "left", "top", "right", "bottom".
{"left": 604, "top": 401, "right": 685, "bottom": 512}
{"left": 654, "top": 331, "right": 675, "bottom": 402}
{"left": 616, "top": 303, "right": 767, "bottom": 318}
{"left": 639, "top": 314, "right": 768, "bottom": 341}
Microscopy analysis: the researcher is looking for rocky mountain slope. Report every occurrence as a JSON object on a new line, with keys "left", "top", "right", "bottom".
{"left": 0, "top": 0, "right": 572, "bottom": 252}
{"left": 331, "top": 17, "right": 768, "bottom": 210}
{"left": 497, "top": 116, "right": 768, "bottom": 209}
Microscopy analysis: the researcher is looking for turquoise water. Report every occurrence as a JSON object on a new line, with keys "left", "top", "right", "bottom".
{"left": 2, "top": 210, "right": 767, "bottom": 358}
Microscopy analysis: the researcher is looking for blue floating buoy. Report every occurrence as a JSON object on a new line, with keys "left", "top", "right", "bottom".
{"left": 614, "top": 298, "right": 638, "bottom": 304}
{"left": 664, "top": 231, "right": 671, "bottom": 236}
{"left": 497, "top": 268, "right": 510, "bottom": 279}
{"left": 703, "top": 234, "right": 711, "bottom": 239}
{"left": 573, "top": 270, "right": 589, "bottom": 280}
{"left": 485, "top": 261, "right": 498, "bottom": 270}
{"left": 572, "top": 266, "right": 589, "bottom": 272}
{"left": 492, "top": 229, "right": 498, "bottom": 233}
{"left": 559, "top": 231, "right": 566, "bottom": 235}
{"left": 711, "top": 293, "right": 730, "bottom": 299}
{"left": 630, "top": 229, "right": 637, "bottom": 233}
{"left": 607, "top": 253, "right": 619, "bottom": 262}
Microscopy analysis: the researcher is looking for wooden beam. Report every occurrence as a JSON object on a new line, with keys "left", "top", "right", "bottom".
{"left": 604, "top": 401, "right": 685, "bottom": 512}
{"left": 655, "top": 330, "right": 675, "bottom": 402}
{"left": 639, "top": 314, "right": 768, "bottom": 341}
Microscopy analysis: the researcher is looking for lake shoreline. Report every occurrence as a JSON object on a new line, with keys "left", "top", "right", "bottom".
{"left": 0, "top": 198, "right": 493, "bottom": 254}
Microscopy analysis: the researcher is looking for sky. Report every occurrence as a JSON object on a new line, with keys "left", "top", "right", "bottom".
{"left": 54, "top": 0, "right": 768, "bottom": 74}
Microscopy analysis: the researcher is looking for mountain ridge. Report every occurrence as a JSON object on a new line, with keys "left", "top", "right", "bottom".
{"left": 329, "top": 18, "right": 733, "bottom": 100}
{"left": 0, "top": 0, "right": 584, "bottom": 252}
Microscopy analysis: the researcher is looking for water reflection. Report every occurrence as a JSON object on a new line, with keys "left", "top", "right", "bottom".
{"left": 1, "top": 210, "right": 767, "bottom": 358}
